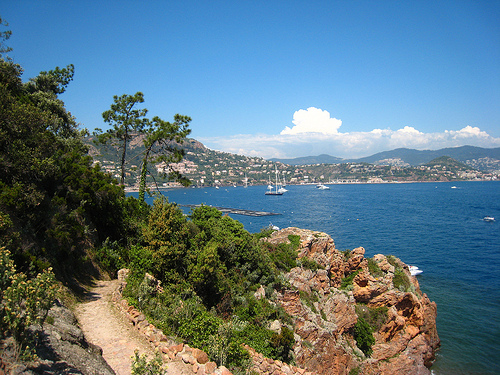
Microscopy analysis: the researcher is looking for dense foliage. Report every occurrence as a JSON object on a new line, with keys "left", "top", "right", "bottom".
{"left": 121, "top": 201, "right": 299, "bottom": 370}
{"left": 0, "top": 57, "right": 145, "bottom": 279}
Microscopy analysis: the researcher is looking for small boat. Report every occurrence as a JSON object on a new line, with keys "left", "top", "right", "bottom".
{"left": 409, "top": 265, "right": 423, "bottom": 276}
{"left": 483, "top": 216, "right": 495, "bottom": 222}
{"left": 317, "top": 184, "right": 330, "bottom": 190}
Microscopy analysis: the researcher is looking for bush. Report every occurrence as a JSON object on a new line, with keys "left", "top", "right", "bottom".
{"left": 205, "top": 318, "right": 249, "bottom": 368}
{"left": 341, "top": 270, "right": 359, "bottom": 290}
{"left": 131, "top": 350, "right": 166, "bottom": 375}
{"left": 367, "top": 258, "right": 384, "bottom": 278}
{"left": 0, "top": 247, "right": 57, "bottom": 359}
{"left": 298, "top": 257, "right": 323, "bottom": 272}
{"left": 355, "top": 304, "right": 388, "bottom": 332}
{"left": 267, "top": 242, "right": 297, "bottom": 272}
{"left": 393, "top": 268, "right": 412, "bottom": 292}
{"left": 352, "top": 316, "right": 375, "bottom": 357}
{"left": 287, "top": 234, "right": 301, "bottom": 249}
{"left": 93, "top": 238, "right": 127, "bottom": 275}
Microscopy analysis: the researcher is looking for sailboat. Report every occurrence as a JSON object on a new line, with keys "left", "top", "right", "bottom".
{"left": 267, "top": 175, "right": 273, "bottom": 190}
{"left": 278, "top": 172, "right": 288, "bottom": 193}
{"left": 265, "top": 167, "right": 284, "bottom": 195}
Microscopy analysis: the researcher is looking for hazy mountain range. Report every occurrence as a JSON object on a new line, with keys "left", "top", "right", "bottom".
{"left": 270, "top": 146, "right": 500, "bottom": 171}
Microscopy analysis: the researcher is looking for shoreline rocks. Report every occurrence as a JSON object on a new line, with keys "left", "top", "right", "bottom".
{"left": 111, "top": 226, "right": 439, "bottom": 375}
{"left": 264, "top": 227, "right": 440, "bottom": 375}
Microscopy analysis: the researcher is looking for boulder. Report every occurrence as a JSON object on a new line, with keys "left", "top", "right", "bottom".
{"left": 19, "top": 300, "right": 115, "bottom": 375}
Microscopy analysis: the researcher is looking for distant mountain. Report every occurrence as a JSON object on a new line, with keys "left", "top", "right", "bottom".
{"left": 269, "top": 146, "right": 500, "bottom": 172}
{"left": 269, "top": 154, "right": 343, "bottom": 165}
{"left": 349, "top": 146, "right": 500, "bottom": 166}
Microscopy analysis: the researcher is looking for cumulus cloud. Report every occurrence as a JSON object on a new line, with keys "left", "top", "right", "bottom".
{"left": 280, "top": 107, "right": 342, "bottom": 135}
{"left": 199, "top": 108, "right": 500, "bottom": 159}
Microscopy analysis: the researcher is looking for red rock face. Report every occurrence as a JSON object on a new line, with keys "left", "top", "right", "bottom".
{"left": 263, "top": 227, "right": 440, "bottom": 375}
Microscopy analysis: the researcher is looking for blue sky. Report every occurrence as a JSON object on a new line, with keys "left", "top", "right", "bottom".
{"left": 2, "top": 1, "right": 499, "bottom": 159}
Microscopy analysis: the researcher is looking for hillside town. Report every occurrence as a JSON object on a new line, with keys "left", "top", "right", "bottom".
{"left": 87, "top": 137, "right": 499, "bottom": 189}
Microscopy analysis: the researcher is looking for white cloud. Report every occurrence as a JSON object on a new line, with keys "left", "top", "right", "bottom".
{"left": 280, "top": 107, "right": 342, "bottom": 135}
{"left": 446, "top": 125, "right": 489, "bottom": 139}
{"left": 199, "top": 109, "right": 500, "bottom": 159}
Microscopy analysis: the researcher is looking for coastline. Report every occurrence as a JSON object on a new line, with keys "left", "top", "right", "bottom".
{"left": 124, "top": 178, "right": 499, "bottom": 193}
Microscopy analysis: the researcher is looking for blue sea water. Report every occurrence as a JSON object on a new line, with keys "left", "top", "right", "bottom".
{"left": 134, "top": 181, "right": 500, "bottom": 374}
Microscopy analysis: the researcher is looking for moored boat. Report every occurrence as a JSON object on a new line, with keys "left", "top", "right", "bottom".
{"left": 409, "top": 265, "right": 423, "bottom": 276}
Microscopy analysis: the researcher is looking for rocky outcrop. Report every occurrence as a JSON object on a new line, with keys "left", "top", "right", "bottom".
{"left": 263, "top": 227, "right": 440, "bottom": 375}
{"left": 8, "top": 300, "right": 115, "bottom": 375}
{"left": 108, "top": 227, "right": 438, "bottom": 375}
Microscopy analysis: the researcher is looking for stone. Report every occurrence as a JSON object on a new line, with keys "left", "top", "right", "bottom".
{"left": 181, "top": 353, "right": 196, "bottom": 365}
{"left": 22, "top": 300, "right": 115, "bottom": 375}
{"left": 117, "top": 268, "right": 130, "bottom": 281}
{"left": 204, "top": 361, "right": 217, "bottom": 373}
{"left": 192, "top": 348, "right": 209, "bottom": 364}
{"left": 269, "top": 319, "right": 282, "bottom": 334}
{"left": 254, "top": 284, "right": 266, "bottom": 300}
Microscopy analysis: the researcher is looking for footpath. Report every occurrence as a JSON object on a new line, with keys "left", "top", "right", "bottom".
{"left": 74, "top": 279, "right": 193, "bottom": 375}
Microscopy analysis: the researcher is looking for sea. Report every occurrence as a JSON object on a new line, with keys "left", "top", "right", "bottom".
{"left": 130, "top": 180, "right": 500, "bottom": 375}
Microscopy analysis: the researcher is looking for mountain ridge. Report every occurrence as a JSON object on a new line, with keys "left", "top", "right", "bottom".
{"left": 269, "top": 145, "right": 500, "bottom": 171}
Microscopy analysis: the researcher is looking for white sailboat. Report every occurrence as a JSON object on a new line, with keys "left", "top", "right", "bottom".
{"left": 267, "top": 174, "right": 273, "bottom": 190}
{"left": 266, "top": 167, "right": 284, "bottom": 195}
{"left": 278, "top": 172, "right": 288, "bottom": 193}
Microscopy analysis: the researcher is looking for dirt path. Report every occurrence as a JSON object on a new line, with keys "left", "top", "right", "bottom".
{"left": 74, "top": 279, "right": 154, "bottom": 375}
{"left": 74, "top": 279, "right": 194, "bottom": 375}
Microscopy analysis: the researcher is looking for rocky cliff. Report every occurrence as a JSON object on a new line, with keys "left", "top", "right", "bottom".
{"left": 264, "top": 227, "right": 440, "bottom": 375}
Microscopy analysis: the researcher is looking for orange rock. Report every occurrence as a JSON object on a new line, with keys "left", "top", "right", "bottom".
{"left": 191, "top": 348, "right": 209, "bottom": 364}
{"left": 204, "top": 361, "right": 217, "bottom": 373}
{"left": 169, "top": 343, "right": 184, "bottom": 355}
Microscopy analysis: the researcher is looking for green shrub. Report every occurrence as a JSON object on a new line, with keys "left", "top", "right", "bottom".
{"left": 367, "top": 258, "right": 384, "bottom": 278}
{"left": 127, "top": 245, "right": 153, "bottom": 276}
{"left": 355, "top": 304, "right": 388, "bottom": 332}
{"left": 352, "top": 317, "right": 375, "bottom": 357}
{"left": 268, "top": 242, "right": 297, "bottom": 272}
{"left": 205, "top": 318, "right": 249, "bottom": 368}
{"left": 93, "top": 238, "right": 127, "bottom": 275}
{"left": 393, "top": 268, "right": 412, "bottom": 292}
{"left": 270, "top": 326, "right": 295, "bottom": 363}
{"left": 341, "top": 270, "right": 359, "bottom": 290}
{"left": 287, "top": 234, "right": 301, "bottom": 249}
{"left": 177, "top": 308, "right": 222, "bottom": 349}
{"left": 298, "top": 257, "right": 324, "bottom": 272}
{"left": 0, "top": 247, "right": 57, "bottom": 359}
{"left": 131, "top": 350, "right": 166, "bottom": 375}
{"left": 254, "top": 225, "right": 276, "bottom": 240}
